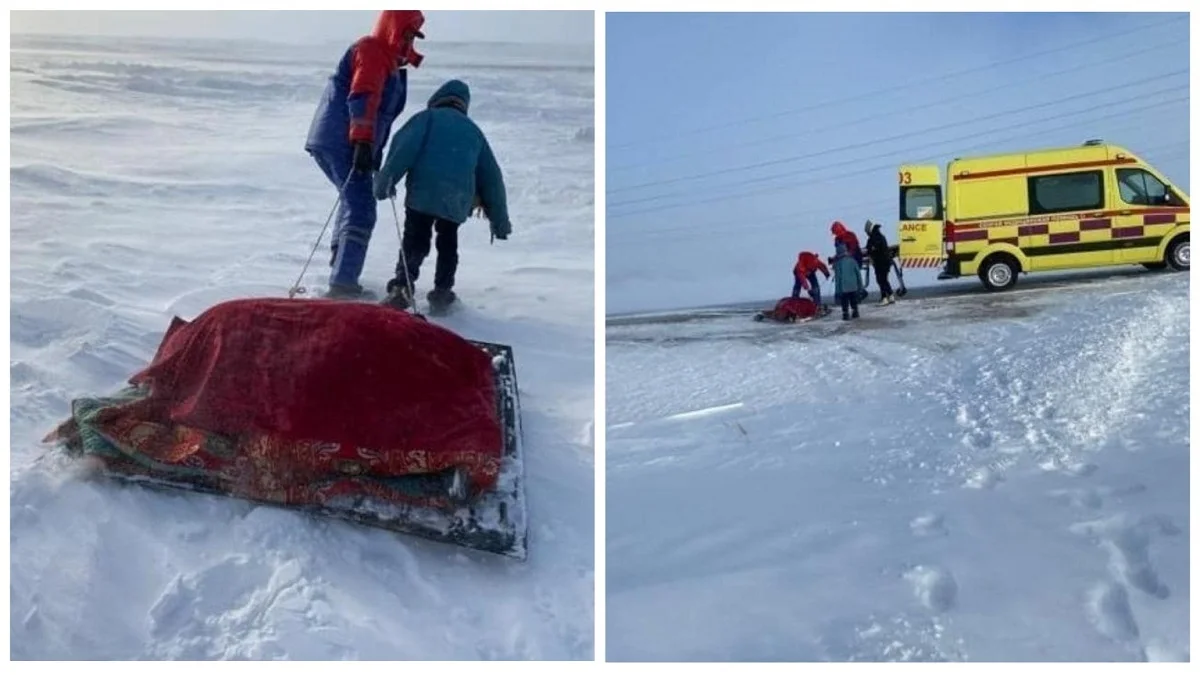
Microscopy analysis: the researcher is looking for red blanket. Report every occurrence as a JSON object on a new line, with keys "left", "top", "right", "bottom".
{"left": 128, "top": 298, "right": 501, "bottom": 467}
{"left": 772, "top": 296, "right": 818, "bottom": 320}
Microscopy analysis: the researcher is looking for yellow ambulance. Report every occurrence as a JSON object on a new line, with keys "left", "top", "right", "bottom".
{"left": 896, "top": 140, "right": 1190, "bottom": 291}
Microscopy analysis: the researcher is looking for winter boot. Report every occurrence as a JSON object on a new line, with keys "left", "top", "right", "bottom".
{"left": 852, "top": 308, "right": 860, "bottom": 319}
{"left": 383, "top": 278, "right": 414, "bottom": 310}
{"left": 427, "top": 287, "right": 457, "bottom": 311}
{"left": 323, "top": 282, "right": 366, "bottom": 299}
{"left": 328, "top": 234, "right": 370, "bottom": 291}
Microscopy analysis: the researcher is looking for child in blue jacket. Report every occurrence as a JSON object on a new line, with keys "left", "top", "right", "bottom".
{"left": 372, "top": 79, "right": 512, "bottom": 309}
{"left": 832, "top": 241, "right": 864, "bottom": 320}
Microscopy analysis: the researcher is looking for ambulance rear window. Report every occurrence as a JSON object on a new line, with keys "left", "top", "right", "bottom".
{"left": 903, "top": 186, "right": 941, "bottom": 220}
{"left": 1028, "top": 170, "right": 1104, "bottom": 215}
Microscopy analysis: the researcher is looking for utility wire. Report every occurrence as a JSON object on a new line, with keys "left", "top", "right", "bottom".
{"left": 610, "top": 69, "right": 1188, "bottom": 196}
{"left": 609, "top": 14, "right": 1186, "bottom": 150}
{"left": 609, "top": 96, "right": 1190, "bottom": 228}
{"left": 610, "top": 143, "right": 1188, "bottom": 246}
{"left": 608, "top": 92, "right": 1188, "bottom": 220}
{"left": 609, "top": 35, "right": 1189, "bottom": 174}
{"left": 616, "top": 150, "right": 1190, "bottom": 248}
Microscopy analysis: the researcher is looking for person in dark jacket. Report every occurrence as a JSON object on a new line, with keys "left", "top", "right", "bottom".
{"left": 304, "top": 10, "right": 426, "bottom": 299}
{"left": 864, "top": 220, "right": 897, "bottom": 305}
{"left": 832, "top": 241, "right": 864, "bottom": 320}
{"left": 373, "top": 79, "right": 511, "bottom": 310}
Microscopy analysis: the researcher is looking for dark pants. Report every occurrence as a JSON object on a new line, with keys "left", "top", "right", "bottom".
{"left": 394, "top": 208, "right": 461, "bottom": 291}
{"left": 840, "top": 289, "right": 860, "bottom": 318}
{"left": 872, "top": 259, "right": 893, "bottom": 298}
{"left": 791, "top": 272, "right": 822, "bottom": 306}
{"left": 311, "top": 148, "right": 376, "bottom": 289}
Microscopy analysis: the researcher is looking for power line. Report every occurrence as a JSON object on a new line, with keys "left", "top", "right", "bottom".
{"left": 609, "top": 35, "right": 1189, "bottom": 174}
{"left": 609, "top": 93, "right": 1190, "bottom": 223}
{"left": 610, "top": 142, "right": 1188, "bottom": 246}
{"left": 608, "top": 89, "right": 1188, "bottom": 218}
{"left": 607, "top": 95, "right": 1188, "bottom": 228}
{"left": 610, "top": 69, "right": 1187, "bottom": 197}
{"left": 612, "top": 145, "right": 1190, "bottom": 248}
{"left": 608, "top": 14, "right": 1186, "bottom": 151}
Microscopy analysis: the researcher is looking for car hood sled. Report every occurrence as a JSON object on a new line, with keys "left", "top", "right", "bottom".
{"left": 754, "top": 296, "right": 825, "bottom": 323}
{"left": 42, "top": 297, "right": 529, "bottom": 561}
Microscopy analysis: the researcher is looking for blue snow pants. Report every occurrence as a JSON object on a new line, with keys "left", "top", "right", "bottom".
{"left": 312, "top": 148, "right": 376, "bottom": 290}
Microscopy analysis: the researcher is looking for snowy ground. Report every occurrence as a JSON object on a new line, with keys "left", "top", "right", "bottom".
{"left": 10, "top": 34, "right": 594, "bottom": 660}
{"left": 606, "top": 271, "right": 1189, "bottom": 661}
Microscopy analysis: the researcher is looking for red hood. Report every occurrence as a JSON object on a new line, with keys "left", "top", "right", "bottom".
{"left": 372, "top": 10, "right": 426, "bottom": 67}
{"left": 830, "top": 221, "right": 847, "bottom": 236}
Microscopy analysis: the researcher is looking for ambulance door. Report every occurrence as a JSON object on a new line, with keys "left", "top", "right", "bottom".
{"left": 897, "top": 165, "right": 944, "bottom": 271}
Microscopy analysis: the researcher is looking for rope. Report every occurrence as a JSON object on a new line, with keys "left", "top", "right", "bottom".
{"left": 389, "top": 196, "right": 423, "bottom": 318}
{"left": 288, "top": 172, "right": 353, "bottom": 299}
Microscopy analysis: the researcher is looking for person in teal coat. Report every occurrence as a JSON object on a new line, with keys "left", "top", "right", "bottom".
{"left": 832, "top": 241, "right": 864, "bottom": 320}
{"left": 372, "top": 79, "right": 512, "bottom": 309}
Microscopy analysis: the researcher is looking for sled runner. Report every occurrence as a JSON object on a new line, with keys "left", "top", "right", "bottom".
{"left": 43, "top": 297, "right": 529, "bottom": 561}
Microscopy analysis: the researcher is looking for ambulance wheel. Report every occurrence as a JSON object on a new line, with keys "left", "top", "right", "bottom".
{"left": 1166, "top": 235, "right": 1189, "bottom": 272}
{"left": 979, "top": 254, "right": 1019, "bottom": 292}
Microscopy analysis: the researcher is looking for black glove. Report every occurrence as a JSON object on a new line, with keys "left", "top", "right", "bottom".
{"left": 352, "top": 142, "right": 374, "bottom": 174}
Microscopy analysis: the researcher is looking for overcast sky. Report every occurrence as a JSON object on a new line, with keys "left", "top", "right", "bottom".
{"left": 10, "top": 10, "right": 594, "bottom": 45}
{"left": 606, "top": 12, "right": 1190, "bottom": 313}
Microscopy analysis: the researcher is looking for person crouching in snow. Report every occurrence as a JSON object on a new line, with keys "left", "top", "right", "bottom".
{"left": 830, "top": 220, "right": 864, "bottom": 268}
{"left": 372, "top": 79, "right": 512, "bottom": 310}
{"left": 832, "top": 241, "right": 864, "bottom": 320}
{"left": 864, "top": 219, "right": 897, "bottom": 305}
{"left": 792, "top": 250, "right": 830, "bottom": 310}
{"left": 304, "top": 10, "right": 427, "bottom": 299}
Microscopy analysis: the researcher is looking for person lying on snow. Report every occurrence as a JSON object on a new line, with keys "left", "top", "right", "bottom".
{"left": 830, "top": 220, "right": 864, "bottom": 268}
{"left": 761, "top": 296, "right": 820, "bottom": 322}
{"left": 832, "top": 241, "right": 865, "bottom": 321}
{"left": 791, "top": 250, "right": 830, "bottom": 309}
{"left": 864, "top": 219, "right": 898, "bottom": 305}
{"left": 304, "top": 10, "right": 427, "bottom": 300}
{"left": 372, "top": 79, "right": 512, "bottom": 310}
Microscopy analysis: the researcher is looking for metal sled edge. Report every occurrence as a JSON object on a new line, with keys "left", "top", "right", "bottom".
{"left": 48, "top": 341, "right": 530, "bottom": 562}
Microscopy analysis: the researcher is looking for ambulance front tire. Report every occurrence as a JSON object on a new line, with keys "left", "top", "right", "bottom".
{"left": 1165, "top": 235, "right": 1189, "bottom": 272}
{"left": 978, "top": 254, "right": 1020, "bottom": 292}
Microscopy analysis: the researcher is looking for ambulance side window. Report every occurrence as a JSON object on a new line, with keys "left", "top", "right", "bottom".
{"left": 903, "top": 186, "right": 941, "bottom": 220}
{"left": 1027, "top": 170, "right": 1104, "bottom": 215}
{"left": 1116, "top": 168, "right": 1170, "bottom": 207}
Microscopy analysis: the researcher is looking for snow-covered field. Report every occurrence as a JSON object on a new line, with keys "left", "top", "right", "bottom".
{"left": 606, "top": 272, "right": 1189, "bottom": 661}
{"left": 10, "top": 34, "right": 594, "bottom": 660}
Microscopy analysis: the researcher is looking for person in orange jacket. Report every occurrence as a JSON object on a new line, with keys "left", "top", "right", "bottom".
{"left": 792, "top": 250, "right": 831, "bottom": 308}
{"left": 304, "top": 10, "right": 427, "bottom": 298}
{"left": 830, "top": 220, "right": 864, "bottom": 267}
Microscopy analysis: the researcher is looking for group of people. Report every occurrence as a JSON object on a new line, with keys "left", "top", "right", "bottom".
{"left": 790, "top": 220, "right": 901, "bottom": 321}
{"left": 304, "top": 10, "right": 513, "bottom": 310}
